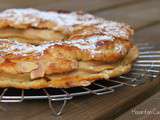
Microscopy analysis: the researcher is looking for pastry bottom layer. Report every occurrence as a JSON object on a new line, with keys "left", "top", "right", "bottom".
{"left": 0, "top": 46, "right": 138, "bottom": 89}
{"left": 0, "top": 64, "right": 131, "bottom": 89}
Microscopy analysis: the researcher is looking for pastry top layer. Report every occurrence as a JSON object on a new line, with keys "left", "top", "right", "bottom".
{"left": 0, "top": 8, "right": 133, "bottom": 57}
{"left": 0, "top": 8, "right": 133, "bottom": 39}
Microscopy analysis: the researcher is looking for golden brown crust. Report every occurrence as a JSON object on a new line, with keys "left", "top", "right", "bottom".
{"left": 0, "top": 46, "right": 139, "bottom": 89}
{"left": 0, "top": 65, "right": 132, "bottom": 89}
{"left": 0, "top": 8, "right": 138, "bottom": 89}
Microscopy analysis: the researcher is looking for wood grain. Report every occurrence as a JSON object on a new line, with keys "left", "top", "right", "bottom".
{"left": 95, "top": 0, "right": 160, "bottom": 29}
{"left": 0, "top": 0, "right": 136, "bottom": 12}
{"left": 115, "top": 90, "right": 160, "bottom": 120}
{"left": 134, "top": 24, "right": 160, "bottom": 44}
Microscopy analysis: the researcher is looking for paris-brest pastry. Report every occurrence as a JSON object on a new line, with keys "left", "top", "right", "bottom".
{"left": 0, "top": 8, "right": 138, "bottom": 89}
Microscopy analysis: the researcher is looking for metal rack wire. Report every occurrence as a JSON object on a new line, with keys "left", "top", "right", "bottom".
{"left": 0, "top": 43, "right": 159, "bottom": 116}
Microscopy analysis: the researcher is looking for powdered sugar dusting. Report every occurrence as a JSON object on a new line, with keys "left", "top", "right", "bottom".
{"left": 64, "top": 35, "right": 113, "bottom": 49}
{"left": 0, "top": 39, "right": 36, "bottom": 55}
{"left": 0, "top": 34, "right": 113, "bottom": 56}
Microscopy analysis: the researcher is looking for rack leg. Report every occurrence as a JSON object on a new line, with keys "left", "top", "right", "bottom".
{"left": 43, "top": 89, "right": 67, "bottom": 116}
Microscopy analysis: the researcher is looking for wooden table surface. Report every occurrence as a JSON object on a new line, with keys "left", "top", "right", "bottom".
{"left": 0, "top": 0, "right": 160, "bottom": 120}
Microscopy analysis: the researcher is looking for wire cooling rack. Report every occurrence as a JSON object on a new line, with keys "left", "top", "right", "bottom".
{"left": 0, "top": 43, "right": 159, "bottom": 116}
